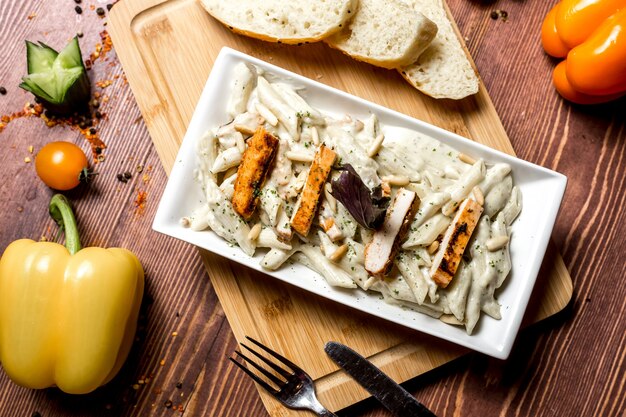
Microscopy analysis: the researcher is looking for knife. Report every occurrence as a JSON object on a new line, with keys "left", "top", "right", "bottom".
{"left": 324, "top": 341, "right": 437, "bottom": 417}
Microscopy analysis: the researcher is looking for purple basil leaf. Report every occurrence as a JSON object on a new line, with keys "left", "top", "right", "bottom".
{"left": 330, "top": 164, "right": 389, "bottom": 229}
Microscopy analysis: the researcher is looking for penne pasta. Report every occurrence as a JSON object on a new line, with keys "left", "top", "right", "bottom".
{"left": 227, "top": 63, "right": 254, "bottom": 118}
{"left": 189, "top": 66, "right": 523, "bottom": 335}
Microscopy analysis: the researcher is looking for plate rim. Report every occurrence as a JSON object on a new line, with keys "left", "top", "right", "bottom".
{"left": 153, "top": 46, "right": 567, "bottom": 359}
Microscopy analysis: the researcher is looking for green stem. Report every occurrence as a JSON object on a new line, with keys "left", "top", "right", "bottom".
{"left": 49, "top": 194, "right": 81, "bottom": 255}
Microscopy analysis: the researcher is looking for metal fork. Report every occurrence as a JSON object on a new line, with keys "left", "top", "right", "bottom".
{"left": 229, "top": 336, "right": 338, "bottom": 417}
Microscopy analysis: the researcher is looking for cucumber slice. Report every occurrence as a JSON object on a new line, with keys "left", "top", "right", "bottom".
{"left": 19, "top": 79, "right": 55, "bottom": 103}
{"left": 56, "top": 37, "right": 84, "bottom": 70}
{"left": 20, "top": 36, "right": 90, "bottom": 114}
{"left": 26, "top": 41, "right": 58, "bottom": 74}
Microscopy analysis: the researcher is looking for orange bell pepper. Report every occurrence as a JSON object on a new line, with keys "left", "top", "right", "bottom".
{"left": 541, "top": 0, "right": 626, "bottom": 104}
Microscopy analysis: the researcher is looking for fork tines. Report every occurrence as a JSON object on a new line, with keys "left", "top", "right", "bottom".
{"left": 229, "top": 336, "right": 298, "bottom": 394}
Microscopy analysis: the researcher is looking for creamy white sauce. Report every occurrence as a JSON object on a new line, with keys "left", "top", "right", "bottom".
{"left": 188, "top": 63, "right": 522, "bottom": 335}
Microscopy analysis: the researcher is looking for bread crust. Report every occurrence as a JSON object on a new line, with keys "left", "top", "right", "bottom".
{"left": 200, "top": 0, "right": 357, "bottom": 45}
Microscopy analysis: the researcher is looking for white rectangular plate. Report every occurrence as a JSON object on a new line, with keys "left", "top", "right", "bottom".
{"left": 153, "top": 47, "right": 566, "bottom": 359}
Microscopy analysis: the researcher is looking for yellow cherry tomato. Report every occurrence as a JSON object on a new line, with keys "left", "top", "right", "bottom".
{"left": 35, "top": 141, "right": 90, "bottom": 190}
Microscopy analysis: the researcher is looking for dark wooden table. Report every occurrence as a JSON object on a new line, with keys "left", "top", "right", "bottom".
{"left": 0, "top": 1, "right": 624, "bottom": 416}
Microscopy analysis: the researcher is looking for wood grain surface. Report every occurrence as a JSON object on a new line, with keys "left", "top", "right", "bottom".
{"left": 108, "top": 0, "right": 573, "bottom": 414}
{"left": 0, "top": 2, "right": 624, "bottom": 417}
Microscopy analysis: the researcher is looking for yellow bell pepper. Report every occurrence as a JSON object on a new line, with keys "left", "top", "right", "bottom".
{"left": 0, "top": 194, "right": 144, "bottom": 394}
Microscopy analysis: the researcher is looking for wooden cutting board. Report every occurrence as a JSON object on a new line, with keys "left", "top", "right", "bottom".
{"left": 109, "top": 0, "right": 573, "bottom": 415}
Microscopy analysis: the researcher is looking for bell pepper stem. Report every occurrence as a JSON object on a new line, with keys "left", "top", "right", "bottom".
{"left": 49, "top": 194, "right": 81, "bottom": 255}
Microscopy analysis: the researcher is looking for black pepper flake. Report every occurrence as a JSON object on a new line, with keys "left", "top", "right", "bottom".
{"left": 74, "top": 0, "right": 81, "bottom": 3}
{"left": 95, "top": 110, "right": 103, "bottom": 119}
{"left": 0, "top": 87, "right": 6, "bottom": 95}
{"left": 164, "top": 400, "right": 173, "bottom": 409}
{"left": 31, "top": 413, "right": 41, "bottom": 417}
{"left": 123, "top": 171, "right": 132, "bottom": 180}
{"left": 96, "top": 7, "right": 105, "bottom": 16}
{"left": 106, "top": 3, "right": 113, "bottom": 10}
{"left": 75, "top": 5, "right": 82, "bottom": 14}
{"left": 89, "top": 127, "right": 96, "bottom": 135}
{"left": 95, "top": 147, "right": 102, "bottom": 154}
{"left": 176, "top": 382, "right": 183, "bottom": 389}
{"left": 117, "top": 173, "right": 127, "bottom": 183}
{"left": 77, "top": 31, "right": 83, "bottom": 38}
{"left": 491, "top": 9, "right": 509, "bottom": 21}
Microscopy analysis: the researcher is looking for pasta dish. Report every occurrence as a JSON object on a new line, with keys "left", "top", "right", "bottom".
{"left": 184, "top": 63, "right": 522, "bottom": 334}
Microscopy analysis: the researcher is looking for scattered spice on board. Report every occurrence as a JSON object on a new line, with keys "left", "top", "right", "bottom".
{"left": 75, "top": 5, "right": 82, "bottom": 14}
{"left": 96, "top": 7, "right": 105, "bottom": 17}
{"left": 491, "top": 10, "right": 509, "bottom": 21}
{"left": 96, "top": 80, "right": 112, "bottom": 88}
{"left": 89, "top": 30, "right": 113, "bottom": 64}
{"left": 0, "top": 102, "right": 107, "bottom": 159}
{"left": 27, "top": 12, "right": 37, "bottom": 20}
{"left": 135, "top": 190, "right": 148, "bottom": 215}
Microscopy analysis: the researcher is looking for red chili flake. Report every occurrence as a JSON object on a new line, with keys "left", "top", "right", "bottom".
{"left": 134, "top": 190, "right": 148, "bottom": 215}
{"left": 96, "top": 80, "right": 113, "bottom": 88}
{"left": 89, "top": 31, "right": 113, "bottom": 64}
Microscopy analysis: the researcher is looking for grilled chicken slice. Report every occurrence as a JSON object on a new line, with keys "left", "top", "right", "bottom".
{"left": 430, "top": 198, "right": 483, "bottom": 288}
{"left": 290, "top": 145, "right": 337, "bottom": 236}
{"left": 232, "top": 127, "right": 279, "bottom": 219}
{"left": 365, "top": 188, "right": 420, "bottom": 278}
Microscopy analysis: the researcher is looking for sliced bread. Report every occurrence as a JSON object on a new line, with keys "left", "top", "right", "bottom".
{"left": 325, "top": 0, "right": 438, "bottom": 69}
{"left": 398, "top": 0, "right": 479, "bottom": 99}
{"left": 200, "top": 0, "right": 357, "bottom": 44}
